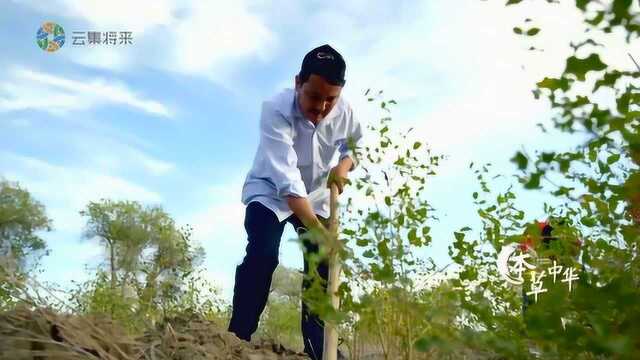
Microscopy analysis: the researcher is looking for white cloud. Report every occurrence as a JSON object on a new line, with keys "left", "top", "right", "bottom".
{"left": 131, "top": 151, "right": 175, "bottom": 175}
{"left": 0, "top": 152, "right": 162, "bottom": 233}
{"left": 265, "top": 0, "right": 636, "bottom": 162}
{"left": 59, "top": 0, "right": 176, "bottom": 33}
{"left": 17, "top": 0, "right": 177, "bottom": 34}
{"left": 166, "top": 1, "right": 277, "bottom": 77}
{"left": 14, "top": 0, "right": 278, "bottom": 86}
{"left": 76, "top": 138, "right": 176, "bottom": 176}
{"left": 176, "top": 177, "right": 249, "bottom": 302}
{"left": 10, "top": 0, "right": 639, "bottom": 299}
{"left": 323, "top": 0, "right": 637, "bottom": 175}
{"left": 178, "top": 178, "right": 246, "bottom": 248}
{"left": 69, "top": 47, "right": 131, "bottom": 73}
{"left": 0, "top": 67, "right": 171, "bottom": 117}
{"left": 260, "top": 0, "right": 640, "bottom": 273}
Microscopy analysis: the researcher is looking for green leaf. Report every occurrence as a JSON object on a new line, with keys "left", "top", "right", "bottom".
{"left": 597, "top": 160, "right": 610, "bottom": 174}
{"left": 541, "top": 152, "right": 556, "bottom": 163}
{"left": 586, "top": 11, "right": 605, "bottom": 25}
{"left": 413, "top": 141, "right": 422, "bottom": 150}
{"left": 514, "top": 210, "right": 525, "bottom": 220}
{"left": 408, "top": 228, "right": 420, "bottom": 246}
{"left": 377, "top": 240, "right": 390, "bottom": 258}
{"left": 363, "top": 250, "right": 375, "bottom": 258}
{"left": 537, "top": 77, "right": 570, "bottom": 91}
{"left": 414, "top": 337, "right": 433, "bottom": 352}
{"left": 606, "top": 153, "right": 620, "bottom": 164}
{"left": 384, "top": 196, "right": 391, "bottom": 206}
{"left": 565, "top": 53, "right": 607, "bottom": 81}
{"left": 513, "top": 27, "right": 523, "bottom": 34}
{"left": 356, "top": 238, "right": 368, "bottom": 246}
{"left": 524, "top": 172, "right": 542, "bottom": 189}
{"left": 576, "top": 0, "right": 590, "bottom": 11}
{"left": 506, "top": 0, "right": 523, "bottom": 5}
{"left": 372, "top": 263, "right": 394, "bottom": 282}
{"left": 454, "top": 232, "right": 465, "bottom": 241}
{"left": 511, "top": 152, "right": 528, "bottom": 170}
{"left": 394, "top": 157, "right": 406, "bottom": 166}
{"left": 617, "top": 90, "right": 630, "bottom": 115}
{"left": 581, "top": 217, "right": 597, "bottom": 227}
{"left": 526, "top": 27, "right": 540, "bottom": 36}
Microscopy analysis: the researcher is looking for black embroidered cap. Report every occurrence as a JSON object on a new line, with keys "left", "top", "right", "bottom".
{"left": 298, "top": 44, "right": 346, "bottom": 87}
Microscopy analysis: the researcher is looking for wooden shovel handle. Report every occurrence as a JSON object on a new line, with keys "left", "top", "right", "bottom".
{"left": 323, "top": 182, "right": 341, "bottom": 360}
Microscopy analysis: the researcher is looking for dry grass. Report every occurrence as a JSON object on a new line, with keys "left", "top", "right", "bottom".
{"left": 0, "top": 305, "right": 311, "bottom": 360}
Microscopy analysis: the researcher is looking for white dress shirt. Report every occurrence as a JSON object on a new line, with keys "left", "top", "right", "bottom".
{"left": 241, "top": 88, "right": 363, "bottom": 222}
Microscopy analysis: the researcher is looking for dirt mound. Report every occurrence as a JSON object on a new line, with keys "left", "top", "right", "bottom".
{"left": 0, "top": 306, "right": 309, "bottom": 359}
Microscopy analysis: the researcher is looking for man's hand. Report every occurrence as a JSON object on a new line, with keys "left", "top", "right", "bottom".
{"left": 299, "top": 222, "right": 340, "bottom": 256}
{"left": 327, "top": 166, "right": 351, "bottom": 195}
{"left": 307, "top": 222, "right": 336, "bottom": 247}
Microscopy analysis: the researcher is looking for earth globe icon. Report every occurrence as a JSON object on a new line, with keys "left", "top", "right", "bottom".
{"left": 36, "top": 22, "right": 65, "bottom": 52}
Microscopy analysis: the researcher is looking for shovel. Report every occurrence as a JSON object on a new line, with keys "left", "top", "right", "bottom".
{"left": 322, "top": 182, "right": 341, "bottom": 360}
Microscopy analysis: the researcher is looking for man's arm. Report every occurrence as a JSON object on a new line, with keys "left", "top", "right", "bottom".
{"left": 286, "top": 195, "right": 324, "bottom": 229}
{"left": 255, "top": 101, "right": 331, "bottom": 240}
{"left": 336, "top": 156, "right": 353, "bottom": 173}
{"left": 327, "top": 154, "right": 354, "bottom": 195}
{"left": 258, "top": 102, "right": 308, "bottom": 199}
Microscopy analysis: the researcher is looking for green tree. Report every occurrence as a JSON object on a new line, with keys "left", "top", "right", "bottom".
{"left": 78, "top": 199, "right": 204, "bottom": 322}
{"left": 445, "top": 1, "right": 640, "bottom": 358}
{"left": 309, "top": 90, "right": 446, "bottom": 360}
{"left": 0, "top": 178, "right": 51, "bottom": 271}
{"left": 0, "top": 178, "right": 52, "bottom": 310}
{"left": 256, "top": 264, "right": 304, "bottom": 351}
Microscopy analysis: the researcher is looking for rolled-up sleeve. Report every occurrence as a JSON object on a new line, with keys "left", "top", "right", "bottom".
{"left": 338, "top": 108, "right": 364, "bottom": 172}
{"left": 259, "top": 102, "right": 308, "bottom": 198}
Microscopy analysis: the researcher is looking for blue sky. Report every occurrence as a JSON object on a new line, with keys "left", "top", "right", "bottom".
{"left": 1, "top": 0, "right": 635, "bottom": 301}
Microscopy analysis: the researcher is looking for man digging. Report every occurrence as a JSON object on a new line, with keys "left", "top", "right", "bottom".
{"left": 227, "top": 44, "right": 363, "bottom": 360}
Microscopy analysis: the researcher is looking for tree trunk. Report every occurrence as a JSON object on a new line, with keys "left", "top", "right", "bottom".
{"left": 108, "top": 239, "right": 116, "bottom": 290}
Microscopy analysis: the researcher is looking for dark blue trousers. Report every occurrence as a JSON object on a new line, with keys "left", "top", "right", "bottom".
{"left": 228, "top": 200, "right": 329, "bottom": 360}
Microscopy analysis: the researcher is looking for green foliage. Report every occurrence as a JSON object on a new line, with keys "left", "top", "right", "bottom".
{"left": 69, "top": 266, "right": 228, "bottom": 335}
{"left": 0, "top": 178, "right": 52, "bottom": 310}
{"left": 3, "top": 2, "right": 639, "bottom": 359}
{"left": 301, "top": 2, "right": 640, "bottom": 358}
{"left": 68, "top": 268, "right": 143, "bottom": 332}
{"left": 564, "top": 54, "right": 607, "bottom": 82}
{"left": 254, "top": 265, "right": 304, "bottom": 351}
{"left": 445, "top": 1, "right": 640, "bottom": 358}
{"left": 315, "top": 90, "right": 449, "bottom": 359}
{"left": 0, "top": 177, "right": 51, "bottom": 270}
{"left": 79, "top": 199, "right": 204, "bottom": 318}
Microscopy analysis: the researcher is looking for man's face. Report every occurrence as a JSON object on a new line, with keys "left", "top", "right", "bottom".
{"left": 295, "top": 74, "right": 343, "bottom": 124}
